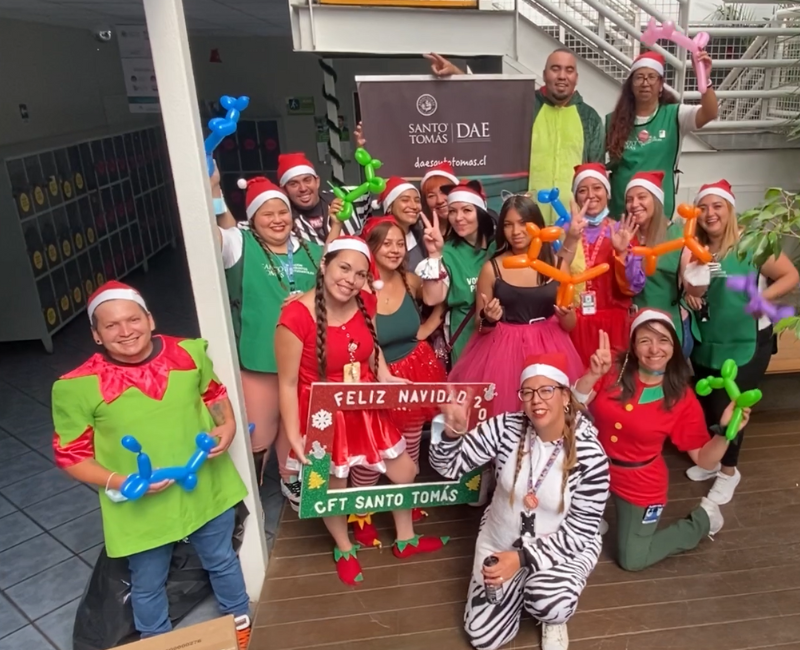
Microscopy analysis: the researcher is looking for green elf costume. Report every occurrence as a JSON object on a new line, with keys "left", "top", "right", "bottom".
{"left": 51, "top": 281, "right": 250, "bottom": 644}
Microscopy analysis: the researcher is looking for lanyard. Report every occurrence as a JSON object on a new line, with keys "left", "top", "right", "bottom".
{"left": 280, "top": 243, "right": 295, "bottom": 291}
{"left": 525, "top": 429, "right": 563, "bottom": 513}
{"left": 582, "top": 222, "right": 607, "bottom": 292}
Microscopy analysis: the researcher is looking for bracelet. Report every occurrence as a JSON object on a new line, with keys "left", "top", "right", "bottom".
{"left": 105, "top": 472, "right": 118, "bottom": 492}
{"left": 213, "top": 197, "right": 227, "bottom": 215}
{"left": 415, "top": 256, "right": 448, "bottom": 281}
{"left": 444, "top": 421, "right": 467, "bottom": 436}
{"left": 560, "top": 246, "right": 575, "bottom": 254}
{"left": 710, "top": 423, "right": 726, "bottom": 438}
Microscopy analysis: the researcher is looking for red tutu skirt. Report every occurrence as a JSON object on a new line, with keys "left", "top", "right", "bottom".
{"left": 287, "top": 383, "right": 406, "bottom": 478}
{"left": 570, "top": 307, "right": 633, "bottom": 368}
{"left": 448, "top": 319, "right": 585, "bottom": 415}
{"left": 388, "top": 341, "right": 447, "bottom": 431}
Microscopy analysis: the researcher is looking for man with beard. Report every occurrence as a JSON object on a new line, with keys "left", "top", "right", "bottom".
{"left": 426, "top": 50, "right": 604, "bottom": 226}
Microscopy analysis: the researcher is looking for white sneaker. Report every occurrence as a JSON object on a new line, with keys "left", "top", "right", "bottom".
{"left": 707, "top": 468, "right": 741, "bottom": 506}
{"left": 599, "top": 519, "right": 609, "bottom": 536}
{"left": 541, "top": 622, "right": 569, "bottom": 650}
{"left": 686, "top": 463, "right": 720, "bottom": 482}
{"left": 699, "top": 496, "right": 724, "bottom": 535}
{"left": 280, "top": 479, "right": 302, "bottom": 512}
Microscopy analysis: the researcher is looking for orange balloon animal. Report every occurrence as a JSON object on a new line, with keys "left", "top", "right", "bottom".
{"left": 631, "top": 203, "right": 713, "bottom": 276}
{"left": 530, "top": 261, "right": 611, "bottom": 307}
{"left": 503, "top": 222, "right": 563, "bottom": 270}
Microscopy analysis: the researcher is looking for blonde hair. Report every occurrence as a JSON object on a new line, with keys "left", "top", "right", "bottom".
{"left": 510, "top": 392, "right": 582, "bottom": 513}
{"left": 695, "top": 198, "right": 739, "bottom": 259}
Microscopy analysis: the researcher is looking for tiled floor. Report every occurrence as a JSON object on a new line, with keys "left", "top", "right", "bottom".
{"left": 0, "top": 248, "right": 284, "bottom": 650}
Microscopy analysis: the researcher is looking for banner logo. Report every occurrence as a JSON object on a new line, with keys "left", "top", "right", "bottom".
{"left": 416, "top": 94, "right": 438, "bottom": 117}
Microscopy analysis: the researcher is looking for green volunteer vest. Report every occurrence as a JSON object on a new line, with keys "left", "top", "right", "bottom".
{"left": 51, "top": 338, "right": 247, "bottom": 558}
{"left": 633, "top": 222, "right": 691, "bottom": 344}
{"left": 226, "top": 231, "right": 321, "bottom": 373}
{"left": 443, "top": 239, "right": 497, "bottom": 363}
{"left": 608, "top": 103, "right": 680, "bottom": 220}
{"left": 692, "top": 251, "right": 759, "bottom": 369}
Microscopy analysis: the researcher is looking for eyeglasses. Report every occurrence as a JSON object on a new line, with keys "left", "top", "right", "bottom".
{"left": 517, "top": 385, "right": 562, "bottom": 402}
{"left": 632, "top": 73, "right": 661, "bottom": 86}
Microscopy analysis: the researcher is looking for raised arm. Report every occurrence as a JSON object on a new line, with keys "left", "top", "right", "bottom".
{"left": 429, "top": 412, "right": 512, "bottom": 480}
{"left": 573, "top": 330, "right": 612, "bottom": 404}
{"left": 415, "top": 212, "right": 449, "bottom": 306}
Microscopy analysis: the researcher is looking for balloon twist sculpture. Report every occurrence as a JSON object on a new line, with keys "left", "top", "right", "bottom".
{"left": 726, "top": 272, "right": 796, "bottom": 323}
{"left": 640, "top": 19, "right": 711, "bottom": 94}
{"left": 204, "top": 95, "right": 250, "bottom": 176}
{"left": 695, "top": 360, "right": 762, "bottom": 441}
{"left": 119, "top": 433, "right": 216, "bottom": 501}
{"left": 502, "top": 223, "right": 609, "bottom": 307}
{"left": 631, "top": 203, "right": 712, "bottom": 275}
{"left": 537, "top": 188, "right": 571, "bottom": 252}
{"left": 329, "top": 147, "right": 387, "bottom": 221}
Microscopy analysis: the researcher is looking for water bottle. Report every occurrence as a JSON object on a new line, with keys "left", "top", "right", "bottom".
{"left": 483, "top": 556, "right": 502, "bottom": 604}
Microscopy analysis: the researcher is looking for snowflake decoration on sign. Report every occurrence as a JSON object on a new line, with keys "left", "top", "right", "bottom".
{"left": 311, "top": 409, "right": 332, "bottom": 431}
{"left": 310, "top": 440, "right": 327, "bottom": 460}
{"left": 484, "top": 384, "right": 496, "bottom": 402}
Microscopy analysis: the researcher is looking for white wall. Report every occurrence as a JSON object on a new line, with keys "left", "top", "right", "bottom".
{"left": 0, "top": 19, "right": 153, "bottom": 147}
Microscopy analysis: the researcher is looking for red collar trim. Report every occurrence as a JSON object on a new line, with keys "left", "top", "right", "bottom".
{"left": 62, "top": 335, "right": 197, "bottom": 404}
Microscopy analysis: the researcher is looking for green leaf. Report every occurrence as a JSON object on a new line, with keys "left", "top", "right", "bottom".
{"left": 774, "top": 316, "right": 799, "bottom": 334}
{"left": 769, "top": 231, "right": 782, "bottom": 261}
{"left": 753, "top": 233, "right": 773, "bottom": 267}
{"left": 765, "top": 188, "right": 782, "bottom": 201}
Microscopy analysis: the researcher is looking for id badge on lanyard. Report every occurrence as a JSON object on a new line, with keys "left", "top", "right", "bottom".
{"left": 580, "top": 228, "right": 605, "bottom": 316}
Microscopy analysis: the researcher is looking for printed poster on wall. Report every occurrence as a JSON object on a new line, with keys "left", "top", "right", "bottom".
{"left": 355, "top": 75, "right": 537, "bottom": 211}
{"left": 117, "top": 24, "right": 160, "bottom": 114}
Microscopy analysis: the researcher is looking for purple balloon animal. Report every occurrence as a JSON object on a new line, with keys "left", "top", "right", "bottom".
{"left": 726, "top": 272, "right": 795, "bottom": 323}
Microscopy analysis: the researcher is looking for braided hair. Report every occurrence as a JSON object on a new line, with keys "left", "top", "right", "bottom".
{"left": 249, "top": 220, "right": 319, "bottom": 291}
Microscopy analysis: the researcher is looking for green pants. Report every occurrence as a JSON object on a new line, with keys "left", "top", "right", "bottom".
{"left": 614, "top": 495, "right": 710, "bottom": 572}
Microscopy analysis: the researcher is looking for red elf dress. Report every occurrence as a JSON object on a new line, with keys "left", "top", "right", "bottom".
{"left": 280, "top": 292, "right": 406, "bottom": 477}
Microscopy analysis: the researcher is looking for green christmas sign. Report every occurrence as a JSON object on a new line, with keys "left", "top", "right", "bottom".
{"left": 298, "top": 382, "right": 496, "bottom": 519}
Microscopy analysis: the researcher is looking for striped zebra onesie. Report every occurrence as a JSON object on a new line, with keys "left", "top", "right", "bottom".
{"left": 429, "top": 411, "right": 609, "bottom": 650}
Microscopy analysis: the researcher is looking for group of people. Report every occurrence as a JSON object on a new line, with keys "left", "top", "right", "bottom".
{"left": 49, "top": 45, "right": 798, "bottom": 650}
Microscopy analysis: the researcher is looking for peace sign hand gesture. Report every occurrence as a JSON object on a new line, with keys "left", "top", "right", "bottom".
{"left": 566, "top": 201, "right": 589, "bottom": 242}
{"left": 610, "top": 213, "right": 639, "bottom": 255}
{"left": 589, "top": 329, "right": 613, "bottom": 377}
{"left": 420, "top": 212, "right": 445, "bottom": 257}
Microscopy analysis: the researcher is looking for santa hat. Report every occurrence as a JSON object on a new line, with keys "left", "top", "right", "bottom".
{"left": 327, "top": 236, "right": 384, "bottom": 290}
{"left": 379, "top": 176, "right": 418, "bottom": 213}
{"left": 444, "top": 180, "right": 487, "bottom": 211}
{"left": 277, "top": 153, "right": 317, "bottom": 187}
{"left": 572, "top": 163, "right": 610, "bottom": 195}
{"left": 421, "top": 162, "right": 459, "bottom": 188}
{"left": 626, "top": 171, "right": 665, "bottom": 205}
{"left": 87, "top": 280, "right": 147, "bottom": 322}
{"left": 519, "top": 353, "right": 569, "bottom": 387}
{"left": 361, "top": 215, "right": 399, "bottom": 241}
{"left": 695, "top": 179, "right": 735, "bottom": 207}
{"left": 237, "top": 177, "right": 291, "bottom": 219}
{"left": 630, "top": 51, "right": 665, "bottom": 77}
{"left": 630, "top": 308, "right": 675, "bottom": 338}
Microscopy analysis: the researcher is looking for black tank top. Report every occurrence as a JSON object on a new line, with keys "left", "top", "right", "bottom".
{"left": 491, "top": 258, "right": 557, "bottom": 324}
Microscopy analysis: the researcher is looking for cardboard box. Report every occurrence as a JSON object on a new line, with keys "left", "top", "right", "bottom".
{"left": 120, "top": 615, "right": 238, "bottom": 650}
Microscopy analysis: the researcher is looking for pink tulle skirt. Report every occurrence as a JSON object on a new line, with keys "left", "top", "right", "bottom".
{"left": 448, "top": 319, "right": 585, "bottom": 415}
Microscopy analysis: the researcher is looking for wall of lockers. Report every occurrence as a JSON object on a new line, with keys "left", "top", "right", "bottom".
{"left": 0, "top": 125, "right": 178, "bottom": 351}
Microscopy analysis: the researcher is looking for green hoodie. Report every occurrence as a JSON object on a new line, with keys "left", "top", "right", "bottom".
{"left": 528, "top": 88, "right": 604, "bottom": 226}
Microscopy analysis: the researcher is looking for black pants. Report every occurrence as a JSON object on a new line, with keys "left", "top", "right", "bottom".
{"left": 693, "top": 327, "right": 774, "bottom": 468}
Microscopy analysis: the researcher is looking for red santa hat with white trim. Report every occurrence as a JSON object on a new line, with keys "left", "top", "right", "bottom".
{"left": 630, "top": 51, "right": 665, "bottom": 77}
{"left": 626, "top": 170, "right": 665, "bottom": 205}
{"left": 630, "top": 308, "right": 675, "bottom": 337}
{"left": 237, "top": 176, "right": 291, "bottom": 219}
{"left": 87, "top": 280, "right": 148, "bottom": 322}
{"left": 572, "top": 163, "right": 611, "bottom": 195}
{"left": 421, "top": 162, "right": 459, "bottom": 188}
{"left": 378, "top": 176, "right": 419, "bottom": 213}
{"left": 277, "top": 153, "right": 317, "bottom": 187}
{"left": 519, "top": 353, "right": 570, "bottom": 387}
{"left": 695, "top": 179, "right": 735, "bottom": 207}
{"left": 444, "top": 180, "right": 487, "bottom": 211}
{"left": 327, "top": 236, "right": 384, "bottom": 290}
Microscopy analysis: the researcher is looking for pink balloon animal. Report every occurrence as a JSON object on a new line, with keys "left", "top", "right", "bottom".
{"left": 640, "top": 18, "right": 711, "bottom": 94}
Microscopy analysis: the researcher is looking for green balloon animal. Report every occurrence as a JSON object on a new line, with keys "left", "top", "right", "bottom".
{"left": 328, "top": 147, "right": 387, "bottom": 221}
{"left": 695, "top": 359, "right": 762, "bottom": 441}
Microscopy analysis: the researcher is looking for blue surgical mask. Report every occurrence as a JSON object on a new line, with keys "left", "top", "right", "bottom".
{"left": 585, "top": 207, "right": 609, "bottom": 226}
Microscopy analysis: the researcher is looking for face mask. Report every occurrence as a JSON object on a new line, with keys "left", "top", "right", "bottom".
{"left": 585, "top": 207, "right": 609, "bottom": 226}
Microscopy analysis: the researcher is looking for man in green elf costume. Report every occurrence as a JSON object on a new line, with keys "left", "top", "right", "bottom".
{"left": 51, "top": 280, "right": 252, "bottom": 647}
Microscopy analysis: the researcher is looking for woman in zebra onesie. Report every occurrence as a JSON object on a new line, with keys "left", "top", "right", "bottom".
{"left": 430, "top": 353, "right": 609, "bottom": 650}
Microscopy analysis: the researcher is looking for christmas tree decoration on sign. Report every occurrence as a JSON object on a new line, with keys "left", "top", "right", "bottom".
{"left": 631, "top": 203, "right": 712, "bottom": 275}
{"left": 695, "top": 359, "right": 762, "bottom": 441}
{"left": 299, "top": 382, "right": 495, "bottom": 519}
{"left": 502, "top": 222, "right": 609, "bottom": 307}
{"left": 328, "top": 147, "right": 386, "bottom": 221}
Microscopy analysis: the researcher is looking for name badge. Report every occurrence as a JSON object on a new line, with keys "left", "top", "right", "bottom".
{"left": 580, "top": 291, "right": 597, "bottom": 316}
{"left": 642, "top": 504, "right": 664, "bottom": 525}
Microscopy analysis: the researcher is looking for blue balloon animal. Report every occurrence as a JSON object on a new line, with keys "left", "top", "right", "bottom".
{"left": 537, "top": 188, "right": 571, "bottom": 253}
{"left": 205, "top": 95, "right": 250, "bottom": 176}
{"left": 119, "top": 433, "right": 216, "bottom": 500}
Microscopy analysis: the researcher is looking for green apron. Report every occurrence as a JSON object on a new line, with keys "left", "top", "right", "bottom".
{"left": 607, "top": 103, "right": 680, "bottom": 220}
{"left": 51, "top": 338, "right": 247, "bottom": 558}
{"left": 226, "top": 231, "right": 321, "bottom": 373}
{"left": 443, "top": 240, "right": 496, "bottom": 363}
{"left": 692, "top": 252, "right": 758, "bottom": 369}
